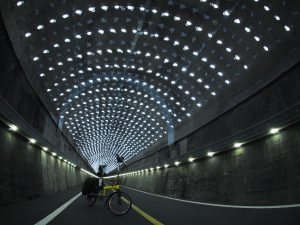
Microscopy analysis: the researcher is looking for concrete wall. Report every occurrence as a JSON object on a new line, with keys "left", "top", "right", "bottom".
{"left": 0, "top": 15, "right": 89, "bottom": 168}
{"left": 124, "top": 122, "right": 300, "bottom": 205}
{"left": 0, "top": 14, "right": 91, "bottom": 206}
{"left": 0, "top": 122, "right": 89, "bottom": 206}
{"left": 122, "top": 61, "right": 300, "bottom": 205}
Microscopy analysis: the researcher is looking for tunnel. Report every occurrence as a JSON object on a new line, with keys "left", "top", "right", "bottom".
{"left": 0, "top": 0, "right": 300, "bottom": 224}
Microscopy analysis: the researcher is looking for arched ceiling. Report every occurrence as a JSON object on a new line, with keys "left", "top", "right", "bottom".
{"left": 1, "top": 0, "right": 299, "bottom": 172}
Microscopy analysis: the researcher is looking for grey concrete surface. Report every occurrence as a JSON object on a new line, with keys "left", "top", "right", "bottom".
{"left": 0, "top": 15, "right": 89, "bottom": 169}
{"left": 0, "top": 16, "right": 91, "bottom": 206}
{"left": 121, "top": 62, "right": 300, "bottom": 205}
{"left": 123, "top": 122, "right": 300, "bottom": 205}
{"left": 0, "top": 122, "right": 90, "bottom": 206}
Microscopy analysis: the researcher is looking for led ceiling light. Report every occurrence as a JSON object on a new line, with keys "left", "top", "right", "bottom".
{"left": 16, "top": 1, "right": 24, "bottom": 6}
{"left": 12, "top": 0, "right": 295, "bottom": 172}
{"left": 24, "top": 32, "right": 31, "bottom": 37}
{"left": 75, "top": 9, "right": 82, "bottom": 15}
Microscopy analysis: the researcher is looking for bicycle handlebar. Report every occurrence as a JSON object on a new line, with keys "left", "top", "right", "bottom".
{"left": 116, "top": 154, "right": 127, "bottom": 168}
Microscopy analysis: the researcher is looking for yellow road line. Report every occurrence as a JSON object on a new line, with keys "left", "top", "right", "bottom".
{"left": 131, "top": 203, "right": 164, "bottom": 225}
{"left": 121, "top": 197, "right": 164, "bottom": 225}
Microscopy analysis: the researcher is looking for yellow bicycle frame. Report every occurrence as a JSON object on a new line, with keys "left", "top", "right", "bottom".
{"left": 100, "top": 185, "right": 120, "bottom": 197}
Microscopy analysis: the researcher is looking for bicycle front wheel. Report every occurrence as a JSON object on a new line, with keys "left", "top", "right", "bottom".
{"left": 107, "top": 191, "right": 132, "bottom": 216}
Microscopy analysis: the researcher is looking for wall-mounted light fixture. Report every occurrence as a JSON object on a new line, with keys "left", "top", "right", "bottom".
{"left": 188, "top": 157, "right": 195, "bottom": 162}
{"left": 29, "top": 138, "right": 36, "bottom": 144}
{"left": 8, "top": 124, "right": 18, "bottom": 131}
{"left": 207, "top": 151, "right": 215, "bottom": 157}
{"left": 234, "top": 142, "right": 242, "bottom": 148}
{"left": 270, "top": 128, "right": 280, "bottom": 134}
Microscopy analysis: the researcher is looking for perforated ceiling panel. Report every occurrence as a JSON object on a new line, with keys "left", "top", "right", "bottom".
{"left": 1, "top": 0, "right": 299, "bottom": 172}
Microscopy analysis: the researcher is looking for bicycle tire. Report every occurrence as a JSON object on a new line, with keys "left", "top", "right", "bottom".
{"left": 107, "top": 191, "right": 132, "bottom": 216}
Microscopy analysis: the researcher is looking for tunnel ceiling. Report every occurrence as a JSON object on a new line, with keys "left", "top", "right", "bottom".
{"left": 0, "top": 0, "right": 299, "bottom": 171}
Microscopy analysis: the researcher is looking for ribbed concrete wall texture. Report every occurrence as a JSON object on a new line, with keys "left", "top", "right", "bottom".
{"left": 124, "top": 122, "right": 300, "bottom": 205}
{"left": 122, "top": 62, "right": 300, "bottom": 205}
{"left": 0, "top": 14, "right": 90, "bottom": 206}
{"left": 0, "top": 123, "right": 89, "bottom": 206}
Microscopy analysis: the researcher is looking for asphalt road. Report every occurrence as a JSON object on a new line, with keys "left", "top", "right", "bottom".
{"left": 1, "top": 186, "right": 300, "bottom": 225}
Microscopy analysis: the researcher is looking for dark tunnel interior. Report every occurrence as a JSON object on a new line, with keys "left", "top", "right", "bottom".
{"left": 0, "top": 1, "right": 300, "bottom": 225}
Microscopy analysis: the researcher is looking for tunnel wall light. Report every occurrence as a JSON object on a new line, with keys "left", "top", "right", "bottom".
{"left": 270, "top": 128, "right": 280, "bottom": 134}
{"left": 234, "top": 142, "right": 243, "bottom": 148}
{"left": 174, "top": 161, "right": 180, "bottom": 166}
{"left": 9, "top": 124, "right": 18, "bottom": 131}
{"left": 207, "top": 151, "right": 215, "bottom": 157}
{"left": 42, "top": 147, "right": 48, "bottom": 151}
{"left": 102, "top": 124, "right": 293, "bottom": 179}
{"left": 29, "top": 138, "right": 37, "bottom": 144}
{"left": 188, "top": 157, "right": 195, "bottom": 162}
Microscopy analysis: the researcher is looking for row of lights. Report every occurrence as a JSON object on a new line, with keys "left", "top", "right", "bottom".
{"left": 6, "top": 122, "right": 92, "bottom": 170}
{"left": 105, "top": 127, "right": 281, "bottom": 178}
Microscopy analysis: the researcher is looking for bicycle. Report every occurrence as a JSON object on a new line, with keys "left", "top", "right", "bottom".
{"left": 85, "top": 154, "right": 132, "bottom": 216}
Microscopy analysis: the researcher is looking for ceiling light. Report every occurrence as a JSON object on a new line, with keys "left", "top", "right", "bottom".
{"left": 263, "top": 46, "right": 269, "bottom": 51}
{"left": 274, "top": 15, "right": 280, "bottom": 21}
{"left": 234, "top": 18, "right": 241, "bottom": 24}
{"left": 174, "top": 161, "right": 180, "bottom": 166}
{"left": 88, "top": 7, "right": 95, "bottom": 12}
{"left": 101, "top": 5, "right": 108, "bottom": 11}
{"left": 284, "top": 25, "right": 290, "bottom": 31}
{"left": 195, "top": 26, "right": 202, "bottom": 31}
{"left": 37, "top": 25, "right": 44, "bottom": 30}
{"left": 245, "top": 27, "right": 251, "bottom": 32}
{"left": 223, "top": 10, "right": 230, "bottom": 16}
{"left": 16, "top": 1, "right": 24, "bottom": 6}
{"left": 62, "top": 14, "right": 69, "bottom": 19}
{"left": 75, "top": 9, "right": 82, "bottom": 15}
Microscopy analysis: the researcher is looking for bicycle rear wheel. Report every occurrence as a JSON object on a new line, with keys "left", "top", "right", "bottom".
{"left": 107, "top": 191, "right": 132, "bottom": 216}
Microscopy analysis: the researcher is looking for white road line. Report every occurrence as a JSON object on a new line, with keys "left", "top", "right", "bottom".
{"left": 34, "top": 193, "right": 81, "bottom": 225}
{"left": 124, "top": 186, "right": 300, "bottom": 209}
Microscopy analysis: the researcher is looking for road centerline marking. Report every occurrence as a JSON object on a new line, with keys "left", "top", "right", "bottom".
{"left": 131, "top": 202, "right": 164, "bottom": 225}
